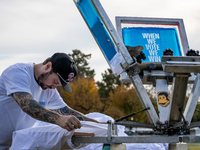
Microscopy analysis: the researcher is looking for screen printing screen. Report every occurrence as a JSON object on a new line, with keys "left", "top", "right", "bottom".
{"left": 74, "top": 0, "right": 126, "bottom": 75}
{"left": 122, "top": 26, "right": 184, "bottom": 63}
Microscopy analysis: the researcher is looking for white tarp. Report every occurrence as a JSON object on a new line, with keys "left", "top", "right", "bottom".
{"left": 9, "top": 112, "right": 168, "bottom": 150}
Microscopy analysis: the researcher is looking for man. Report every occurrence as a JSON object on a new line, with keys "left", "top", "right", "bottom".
{"left": 0, "top": 52, "right": 98, "bottom": 148}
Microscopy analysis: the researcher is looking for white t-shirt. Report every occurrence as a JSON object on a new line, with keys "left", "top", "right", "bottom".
{"left": 0, "top": 63, "right": 67, "bottom": 146}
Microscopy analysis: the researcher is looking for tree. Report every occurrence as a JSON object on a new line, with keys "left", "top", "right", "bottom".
{"left": 68, "top": 49, "right": 95, "bottom": 78}
{"left": 96, "top": 68, "right": 130, "bottom": 98}
{"left": 108, "top": 85, "right": 148, "bottom": 122}
{"left": 57, "top": 77, "right": 103, "bottom": 114}
{"left": 103, "top": 105, "right": 126, "bottom": 120}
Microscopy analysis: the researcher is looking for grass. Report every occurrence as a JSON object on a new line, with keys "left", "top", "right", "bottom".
{"left": 187, "top": 145, "right": 200, "bottom": 150}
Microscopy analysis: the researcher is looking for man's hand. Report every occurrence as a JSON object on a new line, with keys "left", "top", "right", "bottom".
{"left": 56, "top": 115, "right": 81, "bottom": 131}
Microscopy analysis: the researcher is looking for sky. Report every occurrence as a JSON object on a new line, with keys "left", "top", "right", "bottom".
{"left": 0, "top": 0, "right": 200, "bottom": 82}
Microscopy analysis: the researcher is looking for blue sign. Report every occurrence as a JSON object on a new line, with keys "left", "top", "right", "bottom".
{"left": 122, "top": 27, "right": 183, "bottom": 62}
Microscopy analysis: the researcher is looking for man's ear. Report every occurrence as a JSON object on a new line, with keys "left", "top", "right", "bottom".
{"left": 44, "top": 61, "right": 53, "bottom": 72}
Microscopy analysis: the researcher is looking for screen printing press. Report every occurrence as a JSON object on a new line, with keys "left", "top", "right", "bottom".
{"left": 73, "top": 0, "right": 200, "bottom": 149}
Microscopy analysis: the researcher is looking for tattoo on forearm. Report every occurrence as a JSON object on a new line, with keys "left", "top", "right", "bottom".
{"left": 13, "top": 92, "right": 60, "bottom": 124}
{"left": 52, "top": 106, "right": 88, "bottom": 121}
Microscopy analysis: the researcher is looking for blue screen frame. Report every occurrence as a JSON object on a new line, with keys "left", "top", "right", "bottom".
{"left": 75, "top": 0, "right": 117, "bottom": 62}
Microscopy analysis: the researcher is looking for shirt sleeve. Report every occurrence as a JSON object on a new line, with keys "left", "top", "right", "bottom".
{"left": 46, "top": 89, "right": 67, "bottom": 110}
{"left": 2, "top": 65, "right": 32, "bottom": 96}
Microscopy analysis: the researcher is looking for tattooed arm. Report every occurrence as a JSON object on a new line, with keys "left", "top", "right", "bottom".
{"left": 52, "top": 106, "right": 99, "bottom": 123}
{"left": 13, "top": 92, "right": 60, "bottom": 123}
{"left": 13, "top": 92, "right": 81, "bottom": 131}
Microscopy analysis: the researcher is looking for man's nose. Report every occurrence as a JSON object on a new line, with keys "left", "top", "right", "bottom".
{"left": 47, "top": 85, "right": 55, "bottom": 89}
{"left": 51, "top": 85, "right": 56, "bottom": 89}
{"left": 51, "top": 83, "right": 59, "bottom": 89}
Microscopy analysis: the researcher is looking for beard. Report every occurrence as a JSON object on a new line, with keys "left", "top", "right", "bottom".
{"left": 36, "top": 70, "right": 53, "bottom": 90}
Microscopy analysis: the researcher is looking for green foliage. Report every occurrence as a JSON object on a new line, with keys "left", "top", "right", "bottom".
{"left": 68, "top": 49, "right": 95, "bottom": 78}
{"left": 96, "top": 68, "right": 120, "bottom": 98}
{"left": 96, "top": 68, "right": 130, "bottom": 98}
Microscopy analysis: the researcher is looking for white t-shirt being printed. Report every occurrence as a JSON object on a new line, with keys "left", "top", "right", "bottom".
{"left": 0, "top": 63, "right": 66, "bottom": 146}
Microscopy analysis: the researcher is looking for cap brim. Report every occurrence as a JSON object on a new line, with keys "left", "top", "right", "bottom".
{"left": 63, "top": 82, "right": 72, "bottom": 93}
{"left": 59, "top": 78, "right": 72, "bottom": 93}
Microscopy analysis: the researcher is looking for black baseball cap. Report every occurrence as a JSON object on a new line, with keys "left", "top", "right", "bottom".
{"left": 50, "top": 52, "right": 78, "bottom": 93}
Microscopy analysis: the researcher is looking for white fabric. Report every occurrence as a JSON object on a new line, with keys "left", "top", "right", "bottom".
{"left": 75, "top": 121, "right": 108, "bottom": 137}
{"left": 0, "top": 63, "right": 66, "bottom": 146}
{"left": 75, "top": 112, "right": 168, "bottom": 150}
{"left": 10, "top": 120, "right": 107, "bottom": 150}
{"left": 10, "top": 124, "right": 86, "bottom": 150}
{"left": 10, "top": 112, "right": 168, "bottom": 150}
